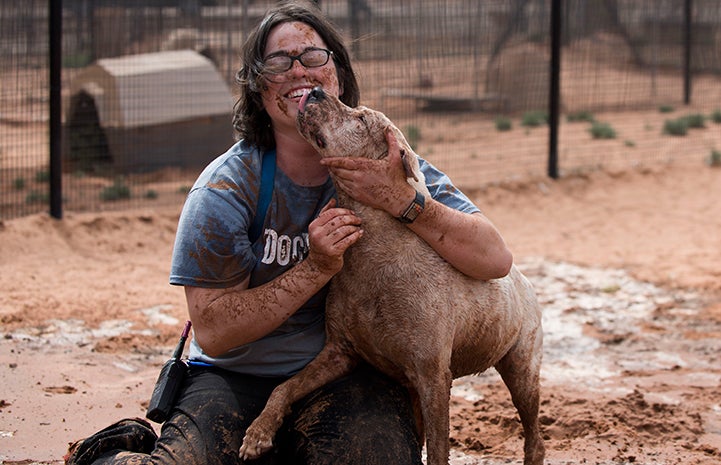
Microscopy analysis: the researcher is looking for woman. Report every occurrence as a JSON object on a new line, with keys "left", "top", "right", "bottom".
{"left": 65, "top": 2, "right": 512, "bottom": 464}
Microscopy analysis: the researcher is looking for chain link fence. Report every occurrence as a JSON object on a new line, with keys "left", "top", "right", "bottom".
{"left": 2, "top": 0, "right": 720, "bottom": 220}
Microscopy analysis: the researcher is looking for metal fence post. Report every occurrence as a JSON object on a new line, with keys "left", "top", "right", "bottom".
{"left": 684, "top": 0, "right": 692, "bottom": 104}
{"left": 49, "top": 0, "right": 63, "bottom": 219}
{"left": 548, "top": 0, "right": 561, "bottom": 179}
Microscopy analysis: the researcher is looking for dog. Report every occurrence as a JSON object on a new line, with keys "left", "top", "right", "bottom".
{"left": 239, "top": 87, "right": 545, "bottom": 465}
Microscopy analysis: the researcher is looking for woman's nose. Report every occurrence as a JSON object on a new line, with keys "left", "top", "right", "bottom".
{"left": 288, "top": 59, "right": 308, "bottom": 77}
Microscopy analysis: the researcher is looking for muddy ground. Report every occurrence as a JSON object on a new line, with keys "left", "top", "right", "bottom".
{"left": 1, "top": 161, "right": 720, "bottom": 464}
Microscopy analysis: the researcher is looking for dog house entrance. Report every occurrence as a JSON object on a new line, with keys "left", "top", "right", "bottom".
{"left": 64, "top": 90, "right": 111, "bottom": 172}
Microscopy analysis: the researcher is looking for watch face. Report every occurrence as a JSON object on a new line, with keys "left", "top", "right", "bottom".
{"left": 406, "top": 202, "right": 422, "bottom": 221}
{"left": 399, "top": 191, "right": 425, "bottom": 223}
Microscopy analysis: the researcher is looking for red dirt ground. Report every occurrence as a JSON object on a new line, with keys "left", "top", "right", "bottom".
{"left": 1, "top": 160, "right": 720, "bottom": 464}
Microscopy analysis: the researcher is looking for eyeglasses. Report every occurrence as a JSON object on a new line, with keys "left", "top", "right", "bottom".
{"left": 262, "top": 48, "right": 333, "bottom": 78}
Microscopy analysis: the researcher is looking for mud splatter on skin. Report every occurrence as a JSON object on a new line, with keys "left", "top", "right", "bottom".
{"left": 263, "top": 22, "right": 340, "bottom": 119}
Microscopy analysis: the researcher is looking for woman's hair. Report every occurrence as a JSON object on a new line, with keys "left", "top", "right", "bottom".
{"left": 233, "top": 0, "right": 360, "bottom": 149}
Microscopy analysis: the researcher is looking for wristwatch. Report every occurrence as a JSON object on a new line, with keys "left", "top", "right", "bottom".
{"left": 398, "top": 190, "right": 425, "bottom": 224}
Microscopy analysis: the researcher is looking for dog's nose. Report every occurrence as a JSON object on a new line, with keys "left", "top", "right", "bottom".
{"left": 307, "top": 86, "right": 326, "bottom": 103}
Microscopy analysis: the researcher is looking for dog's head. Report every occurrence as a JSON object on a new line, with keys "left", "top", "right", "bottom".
{"left": 297, "top": 86, "right": 423, "bottom": 188}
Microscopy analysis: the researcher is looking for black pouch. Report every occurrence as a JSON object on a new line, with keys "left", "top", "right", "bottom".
{"left": 146, "top": 321, "right": 192, "bottom": 423}
{"left": 146, "top": 357, "right": 188, "bottom": 423}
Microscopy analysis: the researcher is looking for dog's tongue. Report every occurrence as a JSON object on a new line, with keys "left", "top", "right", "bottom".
{"left": 298, "top": 89, "right": 311, "bottom": 113}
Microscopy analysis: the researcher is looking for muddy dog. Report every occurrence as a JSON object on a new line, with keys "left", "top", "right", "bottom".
{"left": 239, "top": 87, "right": 545, "bottom": 465}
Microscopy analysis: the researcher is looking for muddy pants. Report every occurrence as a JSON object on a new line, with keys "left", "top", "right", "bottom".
{"left": 91, "top": 363, "right": 423, "bottom": 465}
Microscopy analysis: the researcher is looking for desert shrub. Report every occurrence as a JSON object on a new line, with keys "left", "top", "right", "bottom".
{"left": 663, "top": 118, "right": 688, "bottom": 136}
{"left": 680, "top": 113, "right": 706, "bottom": 129}
{"left": 494, "top": 116, "right": 512, "bottom": 131}
{"left": 100, "top": 179, "right": 131, "bottom": 201}
{"left": 589, "top": 121, "right": 616, "bottom": 139}
{"left": 567, "top": 111, "right": 595, "bottom": 123}
{"left": 63, "top": 52, "right": 93, "bottom": 68}
{"left": 145, "top": 190, "right": 159, "bottom": 200}
{"left": 521, "top": 110, "right": 547, "bottom": 127}
{"left": 13, "top": 177, "right": 26, "bottom": 190}
{"left": 708, "top": 149, "right": 721, "bottom": 167}
{"left": 35, "top": 170, "right": 50, "bottom": 183}
{"left": 709, "top": 109, "right": 721, "bottom": 124}
{"left": 26, "top": 190, "right": 48, "bottom": 205}
{"left": 403, "top": 125, "right": 421, "bottom": 150}
{"left": 658, "top": 104, "right": 675, "bottom": 113}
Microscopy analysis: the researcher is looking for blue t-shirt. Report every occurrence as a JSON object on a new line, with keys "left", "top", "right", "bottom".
{"left": 170, "top": 140, "right": 480, "bottom": 376}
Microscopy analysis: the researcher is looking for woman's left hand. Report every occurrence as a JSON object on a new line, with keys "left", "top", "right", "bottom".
{"left": 320, "top": 128, "right": 416, "bottom": 218}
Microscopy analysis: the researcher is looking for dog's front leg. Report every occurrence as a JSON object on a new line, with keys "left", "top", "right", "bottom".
{"left": 239, "top": 341, "right": 356, "bottom": 460}
{"left": 412, "top": 364, "right": 453, "bottom": 465}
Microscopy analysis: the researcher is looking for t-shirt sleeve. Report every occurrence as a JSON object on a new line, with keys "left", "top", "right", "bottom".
{"left": 418, "top": 157, "right": 481, "bottom": 214}
{"left": 169, "top": 186, "right": 257, "bottom": 288}
{"left": 169, "top": 144, "right": 262, "bottom": 288}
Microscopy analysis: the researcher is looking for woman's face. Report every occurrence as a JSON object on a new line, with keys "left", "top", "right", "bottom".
{"left": 260, "top": 22, "right": 341, "bottom": 135}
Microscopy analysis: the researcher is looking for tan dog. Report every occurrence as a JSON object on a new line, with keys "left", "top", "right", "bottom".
{"left": 239, "top": 87, "right": 545, "bottom": 465}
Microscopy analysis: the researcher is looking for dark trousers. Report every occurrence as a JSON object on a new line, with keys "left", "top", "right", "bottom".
{"left": 93, "top": 363, "right": 422, "bottom": 465}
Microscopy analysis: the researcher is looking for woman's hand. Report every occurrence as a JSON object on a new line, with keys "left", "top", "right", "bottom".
{"left": 321, "top": 129, "right": 512, "bottom": 281}
{"left": 320, "top": 128, "right": 416, "bottom": 218}
{"left": 306, "top": 199, "right": 364, "bottom": 275}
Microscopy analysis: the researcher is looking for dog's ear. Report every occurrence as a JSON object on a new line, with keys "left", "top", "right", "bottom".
{"left": 400, "top": 149, "right": 419, "bottom": 182}
{"left": 386, "top": 124, "right": 420, "bottom": 182}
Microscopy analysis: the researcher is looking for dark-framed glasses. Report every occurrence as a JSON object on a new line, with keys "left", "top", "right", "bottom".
{"left": 262, "top": 47, "right": 333, "bottom": 77}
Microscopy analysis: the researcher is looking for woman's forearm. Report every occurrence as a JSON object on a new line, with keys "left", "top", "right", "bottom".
{"left": 408, "top": 199, "right": 513, "bottom": 280}
{"left": 186, "top": 257, "right": 335, "bottom": 357}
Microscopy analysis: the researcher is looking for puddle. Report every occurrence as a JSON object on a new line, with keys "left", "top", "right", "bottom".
{"left": 6, "top": 305, "right": 179, "bottom": 349}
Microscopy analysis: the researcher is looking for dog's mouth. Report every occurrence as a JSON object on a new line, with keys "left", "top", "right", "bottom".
{"left": 297, "top": 86, "right": 328, "bottom": 150}
{"left": 298, "top": 86, "right": 326, "bottom": 114}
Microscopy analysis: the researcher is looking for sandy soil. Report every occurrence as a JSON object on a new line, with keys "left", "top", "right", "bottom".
{"left": 1, "top": 160, "right": 721, "bottom": 464}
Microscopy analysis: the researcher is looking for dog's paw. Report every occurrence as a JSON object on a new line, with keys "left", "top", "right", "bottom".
{"left": 239, "top": 426, "right": 274, "bottom": 460}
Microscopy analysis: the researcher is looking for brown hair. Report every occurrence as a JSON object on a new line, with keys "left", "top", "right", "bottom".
{"left": 233, "top": 0, "right": 360, "bottom": 150}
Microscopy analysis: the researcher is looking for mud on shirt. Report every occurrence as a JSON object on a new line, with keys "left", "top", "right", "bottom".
{"left": 170, "top": 140, "right": 480, "bottom": 377}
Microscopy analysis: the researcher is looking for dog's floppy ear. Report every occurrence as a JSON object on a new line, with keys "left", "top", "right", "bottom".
{"left": 400, "top": 149, "right": 419, "bottom": 182}
{"left": 385, "top": 124, "right": 420, "bottom": 182}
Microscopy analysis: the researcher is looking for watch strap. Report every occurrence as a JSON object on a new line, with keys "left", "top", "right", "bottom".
{"left": 398, "top": 190, "right": 425, "bottom": 224}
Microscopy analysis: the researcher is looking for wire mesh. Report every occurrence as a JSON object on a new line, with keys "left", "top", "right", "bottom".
{"left": 1, "top": 0, "right": 720, "bottom": 220}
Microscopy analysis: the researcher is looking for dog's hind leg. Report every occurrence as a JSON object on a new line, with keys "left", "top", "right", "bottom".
{"left": 239, "top": 341, "right": 357, "bottom": 460}
{"left": 494, "top": 324, "right": 545, "bottom": 465}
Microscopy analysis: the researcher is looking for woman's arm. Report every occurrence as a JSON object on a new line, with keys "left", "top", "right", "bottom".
{"left": 186, "top": 201, "right": 363, "bottom": 357}
{"left": 320, "top": 129, "right": 512, "bottom": 281}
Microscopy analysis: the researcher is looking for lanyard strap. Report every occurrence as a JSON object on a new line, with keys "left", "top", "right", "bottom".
{"left": 248, "top": 149, "right": 276, "bottom": 243}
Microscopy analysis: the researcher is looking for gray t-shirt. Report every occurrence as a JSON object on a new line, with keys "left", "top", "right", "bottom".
{"left": 170, "top": 140, "right": 479, "bottom": 376}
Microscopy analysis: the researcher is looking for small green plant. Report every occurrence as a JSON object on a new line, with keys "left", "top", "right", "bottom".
{"left": 178, "top": 185, "right": 191, "bottom": 194}
{"left": 624, "top": 139, "right": 636, "bottom": 148}
{"left": 566, "top": 111, "right": 595, "bottom": 123}
{"left": 680, "top": 113, "right": 706, "bottom": 129}
{"left": 494, "top": 116, "right": 512, "bottom": 131}
{"left": 100, "top": 178, "right": 131, "bottom": 201}
{"left": 589, "top": 121, "right": 616, "bottom": 139}
{"left": 13, "top": 177, "right": 26, "bottom": 190}
{"left": 658, "top": 104, "right": 675, "bottom": 113}
{"left": 521, "top": 110, "right": 548, "bottom": 127}
{"left": 403, "top": 125, "right": 421, "bottom": 150}
{"left": 63, "top": 52, "right": 93, "bottom": 68}
{"left": 663, "top": 118, "right": 688, "bottom": 136}
{"left": 711, "top": 109, "right": 721, "bottom": 123}
{"left": 708, "top": 148, "right": 721, "bottom": 167}
{"left": 25, "top": 190, "right": 48, "bottom": 205}
{"left": 35, "top": 170, "right": 50, "bottom": 183}
{"left": 145, "top": 189, "right": 159, "bottom": 200}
